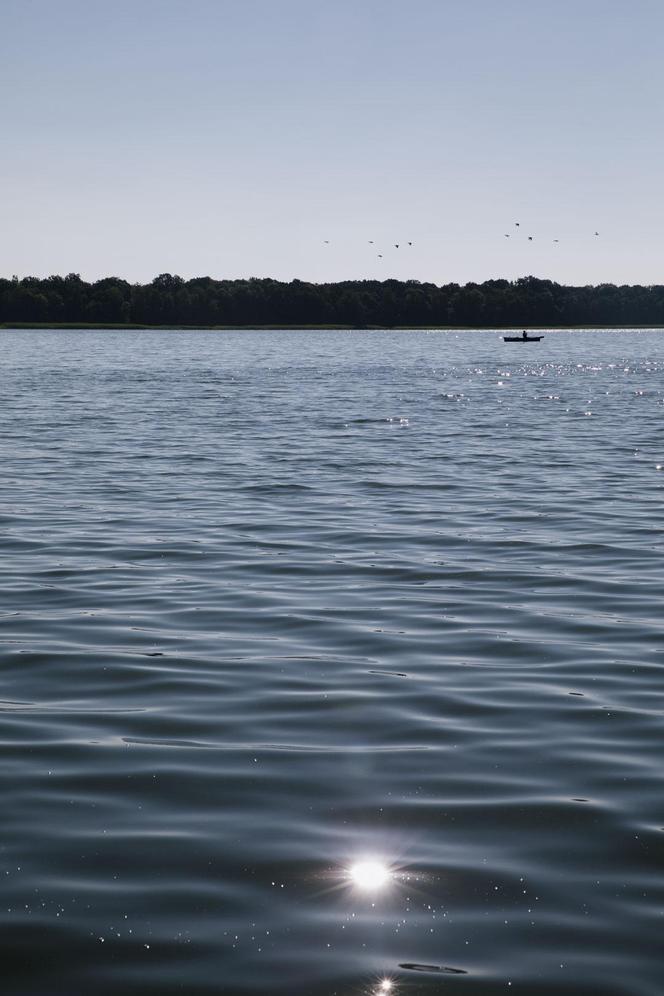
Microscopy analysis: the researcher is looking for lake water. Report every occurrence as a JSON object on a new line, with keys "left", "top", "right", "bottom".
{"left": 1, "top": 329, "right": 663, "bottom": 995}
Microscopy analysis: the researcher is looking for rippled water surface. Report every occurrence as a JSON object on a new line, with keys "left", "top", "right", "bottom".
{"left": 1, "top": 329, "right": 663, "bottom": 995}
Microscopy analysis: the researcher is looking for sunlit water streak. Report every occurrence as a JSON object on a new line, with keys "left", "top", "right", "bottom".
{"left": 0, "top": 328, "right": 663, "bottom": 995}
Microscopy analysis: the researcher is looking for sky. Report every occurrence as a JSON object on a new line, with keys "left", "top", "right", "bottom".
{"left": 2, "top": 0, "right": 663, "bottom": 286}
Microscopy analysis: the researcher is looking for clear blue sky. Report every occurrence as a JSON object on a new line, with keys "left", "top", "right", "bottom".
{"left": 2, "top": 0, "right": 663, "bottom": 285}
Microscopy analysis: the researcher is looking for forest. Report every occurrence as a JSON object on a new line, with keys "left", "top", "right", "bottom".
{"left": 2, "top": 273, "right": 664, "bottom": 327}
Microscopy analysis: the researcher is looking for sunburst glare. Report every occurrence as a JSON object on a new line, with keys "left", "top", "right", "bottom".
{"left": 349, "top": 859, "right": 392, "bottom": 892}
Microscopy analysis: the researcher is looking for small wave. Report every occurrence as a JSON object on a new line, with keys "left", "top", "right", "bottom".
{"left": 122, "top": 737, "right": 430, "bottom": 752}
{"left": 399, "top": 962, "right": 468, "bottom": 975}
{"left": 368, "top": 669, "right": 409, "bottom": 677}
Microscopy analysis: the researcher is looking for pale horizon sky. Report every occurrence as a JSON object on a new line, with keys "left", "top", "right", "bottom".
{"left": 2, "top": 0, "right": 663, "bottom": 286}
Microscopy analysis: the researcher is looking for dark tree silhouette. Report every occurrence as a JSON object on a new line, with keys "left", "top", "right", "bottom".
{"left": 2, "top": 273, "right": 664, "bottom": 327}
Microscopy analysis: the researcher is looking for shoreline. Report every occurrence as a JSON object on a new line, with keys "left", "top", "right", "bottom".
{"left": 2, "top": 323, "right": 663, "bottom": 332}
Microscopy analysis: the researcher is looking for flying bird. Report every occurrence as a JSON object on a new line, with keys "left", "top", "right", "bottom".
{"left": 323, "top": 240, "right": 329, "bottom": 244}
{"left": 515, "top": 222, "right": 520, "bottom": 227}
{"left": 394, "top": 244, "right": 400, "bottom": 248}
{"left": 553, "top": 239, "right": 559, "bottom": 243}
{"left": 504, "top": 234, "right": 510, "bottom": 238}
{"left": 594, "top": 231, "right": 600, "bottom": 236}
{"left": 528, "top": 236, "right": 533, "bottom": 241}
{"left": 378, "top": 254, "right": 383, "bottom": 258}
{"left": 368, "top": 240, "right": 374, "bottom": 244}
{"left": 407, "top": 241, "right": 413, "bottom": 246}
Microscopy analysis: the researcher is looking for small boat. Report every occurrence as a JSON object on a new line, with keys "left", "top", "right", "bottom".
{"left": 503, "top": 333, "right": 543, "bottom": 342}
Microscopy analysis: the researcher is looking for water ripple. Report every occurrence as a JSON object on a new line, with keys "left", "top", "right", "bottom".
{"left": 0, "top": 329, "right": 663, "bottom": 995}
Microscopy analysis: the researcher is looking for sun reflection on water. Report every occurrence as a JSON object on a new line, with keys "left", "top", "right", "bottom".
{"left": 349, "top": 859, "right": 392, "bottom": 892}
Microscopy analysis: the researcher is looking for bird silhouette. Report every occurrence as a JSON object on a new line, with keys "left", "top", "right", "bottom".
{"left": 378, "top": 254, "right": 383, "bottom": 258}
{"left": 504, "top": 234, "right": 510, "bottom": 238}
{"left": 594, "top": 231, "right": 600, "bottom": 236}
{"left": 553, "top": 239, "right": 559, "bottom": 243}
{"left": 368, "top": 240, "right": 374, "bottom": 244}
{"left": 394, "top": 244, "right": 400, "bottom": 248}
{"left": 323, "top": 240, "right": 329, "bottom": 244}
{"left": 407, "top": 241, "right": 413, "bottom": 246}
{"left": 515, "top": 222, "right": 520, "bottom": 227}
{"left": 528, "top": 236, "right": 533, "bottom": 241}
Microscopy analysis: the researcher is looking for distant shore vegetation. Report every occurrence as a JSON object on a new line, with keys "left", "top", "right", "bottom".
{"left": 3, "top": 273, "right": 664, "bottom": 328}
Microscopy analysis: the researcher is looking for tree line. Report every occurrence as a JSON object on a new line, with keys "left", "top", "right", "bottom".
{"left": 2, "top": 272, "right": 664, "bottom": 327}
